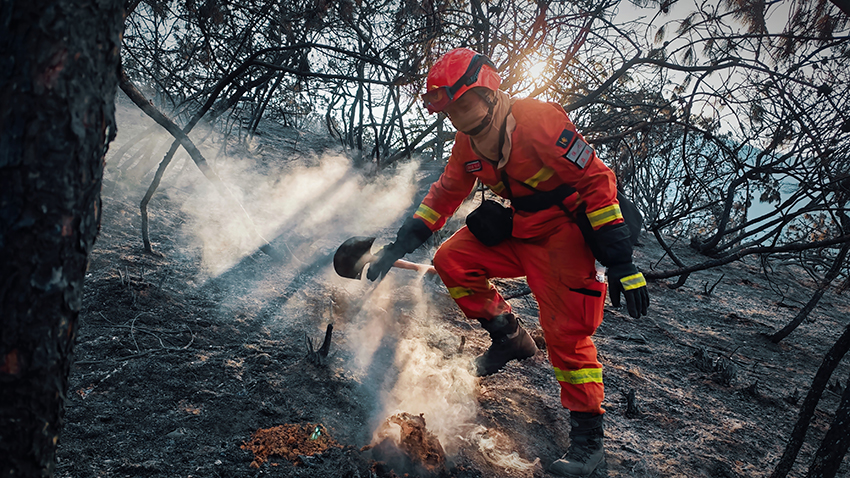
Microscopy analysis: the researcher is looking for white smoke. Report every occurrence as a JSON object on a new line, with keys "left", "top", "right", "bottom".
{"left": 467, "top": 425, "right": 541, "bottom": 477}
{"left": 351, "top": 270, "right": 543, "bottom": 477}
{"left": 377, "top": 333, "right": 478, "bottom": 455}
{"left": 177, "top": 152, "right": 420, "bottom": 277}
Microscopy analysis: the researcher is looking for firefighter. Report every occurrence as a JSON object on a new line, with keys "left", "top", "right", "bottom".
{"left": 366, "top": 48, "right": 649, "bottom": 477}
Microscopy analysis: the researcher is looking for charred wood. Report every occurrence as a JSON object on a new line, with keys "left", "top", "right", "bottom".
{"left": 770, "top": 322, "right": 850, "bottom": 478}
{"left": 806, "top": 371, "right": 850, "bottom": 478}
{"left": 305, "top": 324, "right": 333, "bottom": 366}
{"left": 623, "top": 389, "right": 643, "bottom": 418}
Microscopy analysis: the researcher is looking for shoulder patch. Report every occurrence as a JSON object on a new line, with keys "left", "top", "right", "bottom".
{"left": 564, "top": 138, "right": 593, "bottom": 169}
{"left": 556, "top": 129, "right": 575, "bottom": 149}
{"left": 465, "top": 160, "right": 483, "bottom": 173}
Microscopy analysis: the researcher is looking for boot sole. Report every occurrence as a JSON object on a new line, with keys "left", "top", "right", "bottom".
{"left": 475, "top": 351, "right": 538, "bottom": 377}
{"left": 549, "top": 455, "right": 607, "bottom": 478}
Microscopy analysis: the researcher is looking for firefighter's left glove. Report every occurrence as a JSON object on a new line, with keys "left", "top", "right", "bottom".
{"left": 366, "top": 217, "right": 432, "bottom": 282}
{"left": 607, "top": 263, "right": 649, "bottom": 319}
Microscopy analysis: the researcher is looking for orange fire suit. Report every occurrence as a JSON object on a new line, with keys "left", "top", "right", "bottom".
{"left": 411, "top": 98, "right": 624, "bottom": 414}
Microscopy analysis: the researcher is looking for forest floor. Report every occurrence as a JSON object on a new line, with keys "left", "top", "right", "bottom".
{"left": 56, "top": 104, "right": 850, "bottom": 478}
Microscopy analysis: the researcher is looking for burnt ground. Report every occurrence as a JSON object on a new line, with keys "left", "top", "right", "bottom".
{"left": 56, "top": 107, "right": 850, "bottom": 478}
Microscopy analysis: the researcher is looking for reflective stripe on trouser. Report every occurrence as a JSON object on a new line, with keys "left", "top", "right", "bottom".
{"left": 432, "top": 221, "right": 606, "bottom": 413}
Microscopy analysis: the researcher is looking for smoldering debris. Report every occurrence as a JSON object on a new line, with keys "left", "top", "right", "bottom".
{"left": 241, "top": 423, "right": 338, "bottom": 469}
{"left": 362, "top": 412, "right": 446, "bottom": 477}
{"left": 374, "top": 330, "right": 479, "bottom": 456}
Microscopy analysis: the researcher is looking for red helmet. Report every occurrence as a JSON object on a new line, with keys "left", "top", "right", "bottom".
{"left": 421, "top": 48, "right": 501, "bottom": 114}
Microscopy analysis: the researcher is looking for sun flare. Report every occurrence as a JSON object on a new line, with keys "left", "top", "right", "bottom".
{"left": 528, "top": 61, "right": 547, "bottom": 79}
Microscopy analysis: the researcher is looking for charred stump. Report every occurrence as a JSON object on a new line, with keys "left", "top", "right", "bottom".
{"left": 623, "top": 389, "right": 643, "bottom": 418}
{"left": 305, "top": 324, "right": 333, "bottom": 366}
{"left": 363, "top": 412, "right": 446, "bottom": 477}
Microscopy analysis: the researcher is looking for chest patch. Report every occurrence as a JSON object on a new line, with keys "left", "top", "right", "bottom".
{"left": 556, "top": 129, "right": 576, "bottom": 149}
{"left": 564, "top": 138, "right": 593, "bottom": 169}
{"left": 465, "top": 160, "right": 483, "bottom": 173}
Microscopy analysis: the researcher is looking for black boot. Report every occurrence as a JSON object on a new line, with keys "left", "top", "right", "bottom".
{"left": 474, "top": 313, "right": 538, "bottom": 376}
{"left": 549, "top": 412, "right": 605, "bottom": 477}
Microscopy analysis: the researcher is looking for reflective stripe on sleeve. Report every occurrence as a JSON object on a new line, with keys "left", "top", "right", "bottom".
{"left": 586, "top": 204, "right": 623, "bottom": 228}
{"left": 487, "top": 182, "right": 505, "bottom": 194}
{"left": 448, "top": 281, "right": 495, "bottom": 299}
{"left": 524, "top": 167, "right": 555, "bottom": 188}
{"left": 553, "top": 367, "right": 603, "bottom": 384}
{"left": 448, "top": 286, "right": 475, "bottom": 299}
{"left": 620, "top": 273, "right": 646, "bottom": 291}
{"left": 414, "top": 204, "right": 442, "bottom": 225}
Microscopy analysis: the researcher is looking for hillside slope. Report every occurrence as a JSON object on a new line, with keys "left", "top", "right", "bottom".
{"left": 56, "top": 110, "right": 850, "bottom": 478}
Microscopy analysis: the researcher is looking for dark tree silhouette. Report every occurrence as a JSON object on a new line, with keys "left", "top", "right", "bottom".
{"left": 0, "top": 0, "right": 124, "bottom": 475}
{"left": 807, "top": 370, "right": 850, "bottom": 478}
{"left": 769, "top": 322, "right": 850, "bottom": 478}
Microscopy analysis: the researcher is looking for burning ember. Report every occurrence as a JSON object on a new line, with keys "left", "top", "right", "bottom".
{"left": 241, "top": 423, "right": 338, "bottom": 468}
{"left": 363, "top": 412, "right": 446, "bottom": 476}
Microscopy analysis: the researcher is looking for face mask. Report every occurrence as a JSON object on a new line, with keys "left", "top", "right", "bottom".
{"left": 447, "top": 94, "right": 493, "bottom": 135}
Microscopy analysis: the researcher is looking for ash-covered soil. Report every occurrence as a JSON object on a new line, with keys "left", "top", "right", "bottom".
{"left": 56, "top": 108, "right": 850, "bottom": 478}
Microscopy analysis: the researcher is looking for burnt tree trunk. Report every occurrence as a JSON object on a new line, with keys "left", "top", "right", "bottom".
{"left": 770, "top": 322, "right": 850, "bottom": 478}
{"left": 0, "top": 0, "right": 123, "bottom": 475}
{"left": 806, "top": 371, "right": 850, "bottom": 478}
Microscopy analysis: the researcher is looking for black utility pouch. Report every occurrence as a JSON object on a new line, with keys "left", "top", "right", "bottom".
{"left": 466, "top": 200, "right": 513, "bottom": 246}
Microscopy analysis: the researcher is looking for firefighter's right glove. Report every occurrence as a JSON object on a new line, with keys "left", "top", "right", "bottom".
{"left": 606, "top": 263, "right": 649, "bottom": 318}
{"left": 366, "top": 242, "right": 407, "bottom": 281}
{"left": 366, "top": 216, "right": 432, "bottom": 282}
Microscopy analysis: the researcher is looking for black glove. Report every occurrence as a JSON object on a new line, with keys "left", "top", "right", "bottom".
{"left": 366, "top": 242, "right": 407, "bottom": 282}
{"left": 592, "top": 222, "right": 633, "bottom": 267}
{"left": 608, "top": 277, "right": 623, "bottom": 308}
{"left": 366, "top": 217, "right": 432, "bottom": 282}
{"left": 607, "top": 262, "right": 649, "bottom": 318}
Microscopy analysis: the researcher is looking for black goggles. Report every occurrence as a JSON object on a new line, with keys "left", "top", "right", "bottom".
{"left": 421, "top": 54, "right": 496, "bottom": 113}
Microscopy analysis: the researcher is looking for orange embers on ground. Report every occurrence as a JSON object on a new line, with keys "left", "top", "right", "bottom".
{"left": 241, "top": 423, "right": 338, "bottom": 468}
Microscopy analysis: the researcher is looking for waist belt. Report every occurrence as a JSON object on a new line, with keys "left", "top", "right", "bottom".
{"left": 510, "top": 183, "right": 577, "bottom": 212}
